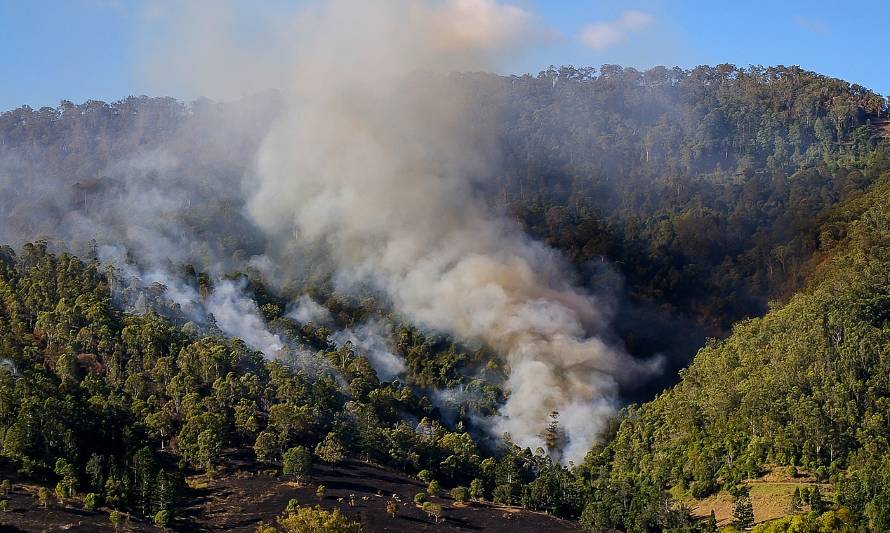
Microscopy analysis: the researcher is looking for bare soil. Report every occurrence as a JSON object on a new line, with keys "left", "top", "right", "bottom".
{"left": 0, "top": 452, "right": 580, "bottom": 533}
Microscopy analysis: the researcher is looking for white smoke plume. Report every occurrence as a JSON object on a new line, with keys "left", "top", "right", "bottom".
{"left": 203, "top": 0, "right": 657, "bottom": 461}
{"left": 205, "top": 278, "right": 285, "bottom": 357}
{"left": 330, "top": 320, "right": 405, "bottom": 381}
{"left": 98, "top": 244, "right": 285, "bottom": 358}
{"left": 287, "top": 294, "right": 333, "bottom": 326}
{"left": 0, "top": 0, "right": 660, "bottom": 462}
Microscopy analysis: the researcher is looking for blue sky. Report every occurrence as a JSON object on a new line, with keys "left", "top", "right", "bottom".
{"left": 1, "top": 0, "right": 887, "bottom": 110}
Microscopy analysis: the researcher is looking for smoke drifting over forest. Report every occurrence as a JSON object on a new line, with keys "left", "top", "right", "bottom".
{"left": 0, "top": 0, "right": 660, "bottom": 462}
{"left": 238, "top": 0, "right": 653, "bottom": 461}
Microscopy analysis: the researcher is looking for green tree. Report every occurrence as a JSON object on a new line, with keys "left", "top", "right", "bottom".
{"left": 83, "top": 492, "right": 98, "bottom": 511}
{"left": 85, "top": 454, "right": 104, "bottom": 493}
{"left": 145, "top": 409, "right": 175, "bottom": 450}
{"left": 54, "top": 458, "right": 77, "bottom": 498}
{"left": 282, "top": 446, "right": 312, "bottom": 481}
{"left": 109, "top": 510, "right": 124, "bottom": 530}
{"left": 314, "top": 432, "right": 346, "bottom": 468}
{"left": 153, "top": 471, "right": 176, "bottom": 517}
{"left": 254, "top": 430, "right": 281, "bottom": 464}
{"left": 789, "top": 487, "right": 802, "bottom": 514}
{"left": 422, "top": 501, "right": 443, "bottom": 523}
{"left": 469, "top": 478, "right": 486, "bottom": 501}
{"left": 196, "top": 428, "right": 222, "bottom": 474}
{"left": 810, "top": 485, "right": 825, "bottom": 513}
{"left": 54, "top": 483, "right": 67, "bottom": 505}
{"left": 37, "top": 487, "right": 50, "bottom": 509}
{"left": 492, "top": 484, "right": 513, "bottom": 505}
{"left": 733, "top": 494, "right": 755, "bottom": 530}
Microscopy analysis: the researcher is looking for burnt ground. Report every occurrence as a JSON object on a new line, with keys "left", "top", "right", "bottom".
{"left": 0, "top": 488, "right": 155, "bottom": 532}
{"left": 0, "top": 452, "right": 580, "bottom": 532}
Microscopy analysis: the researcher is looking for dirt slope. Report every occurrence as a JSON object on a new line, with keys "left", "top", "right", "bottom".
{"left": 0, "top": 453, "right": 580, "bottom": 533}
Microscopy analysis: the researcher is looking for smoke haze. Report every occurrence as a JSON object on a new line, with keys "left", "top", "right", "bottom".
{"left": 223, "top": 0, "right": 653, "bottom": 462}
{"left": 0, "top": 0, "right": 660, "bottom": 463}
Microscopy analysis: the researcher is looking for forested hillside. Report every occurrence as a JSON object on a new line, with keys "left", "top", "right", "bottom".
{"left": 577, "top": 164, "right": 890, "bottom": 531}
{"left": 0, "top": 243, "right": 559, "bottom": 530}
{"left": 1, "top": 64, "right": 890, "bottom": 531}
{"left": 492, "top": 64, "right": 886, "bottom": 330}
{"left": 2, "top": 65, "right": 885, "bottom": 379}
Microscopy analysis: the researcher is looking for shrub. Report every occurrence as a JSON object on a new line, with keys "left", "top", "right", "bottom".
{"left": 450, "top": 486, "right": 468, "bottom": 503}
{"left": 109, "top": 510, "right": 124, "bottom": 529}
{"left": 277, "top": 505, "right": 361, "bottom": 533}
{"left": 83, "top": 492, "right": 97, "bottom": 511}
{"left": 254, "top": 522, "right": 277, "bottom": 533}
{"left": 414, "top": 492, "right": 427, "bottom": 504}
{"left": 690, "top": 480, "right": 716, "bottom": 499}
{"left": 154, "top": 509, "right": 171, "bottom": 528}
{"left": 492, "top": 484, "right": 512, "bottom": 505}
{"left": 469, "top": 478, "right": 485, "bottom": 501}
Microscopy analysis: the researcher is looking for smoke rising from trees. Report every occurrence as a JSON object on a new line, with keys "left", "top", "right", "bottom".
{"left": 0, "top": 0, "right": 661, "bottom": 462}
{"left": 229, "top": 0, "right": 653, "bottom": 461}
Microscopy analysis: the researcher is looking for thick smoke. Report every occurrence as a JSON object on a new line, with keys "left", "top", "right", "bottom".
{"left": 0, "top": 0, "right": 659, "bottom": 462}
{"left": 205, "top": 279, "right": 285, "bottom": 356}
{"left": 233, "top": 0, "right": 654, "bottom": 461}
{"left": 98, "top": 244, "right": 285, "bottom": 356}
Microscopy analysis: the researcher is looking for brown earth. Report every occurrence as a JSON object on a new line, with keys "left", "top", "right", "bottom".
{"left": 0, "top": 452, "right": 580, "bottom": 533}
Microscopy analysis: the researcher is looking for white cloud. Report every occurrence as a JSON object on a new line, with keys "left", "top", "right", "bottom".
{"left": 579, "top": 10, "right": 654, "bottom": 52}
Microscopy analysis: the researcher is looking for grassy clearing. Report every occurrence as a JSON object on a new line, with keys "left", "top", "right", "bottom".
{"left": 686, "top": 468, "right": 834, "bottom": 526}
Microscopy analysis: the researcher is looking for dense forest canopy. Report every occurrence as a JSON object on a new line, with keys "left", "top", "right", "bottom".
{"left": 1, "top": 64, "right": 890, "bottom": 531}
